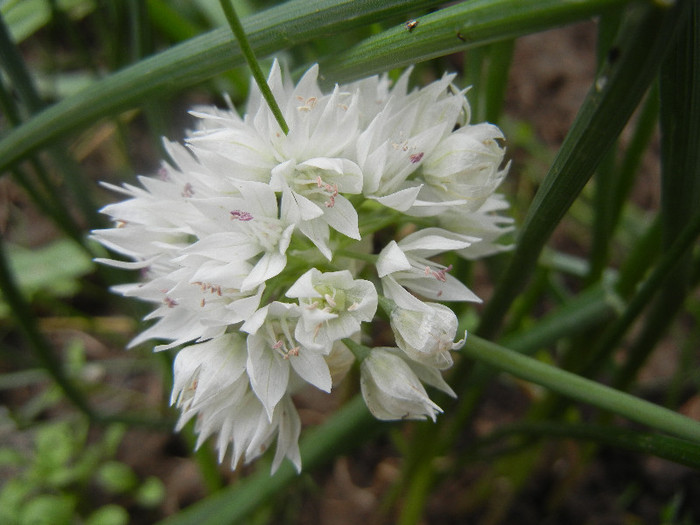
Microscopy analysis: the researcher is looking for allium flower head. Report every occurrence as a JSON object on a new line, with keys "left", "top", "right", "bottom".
{"left": 93, "top": 60, "right": 512, "bottom": 473}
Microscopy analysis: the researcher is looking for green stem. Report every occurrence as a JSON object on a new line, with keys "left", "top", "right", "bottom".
{"left": 581, "top": 207, "right": 700, "bottom": 377}
{"left": 476, "top": 1, "right": 690, "bottom": 339}
{"left": 157, "top": 395, "right": 380, "bottom": 525}
{"left": 219, "top": 0, "right": 289, "bottom": 135}
{"left": 342, "top": 337, "right": 371, "bottom": 362}
{"left": 461, "top": 335, "right": 700, "bottom": 443}
{"left": 470, "top": 422, "right": 700, "bottom": 470}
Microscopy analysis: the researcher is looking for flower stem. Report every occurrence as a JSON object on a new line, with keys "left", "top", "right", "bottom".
{"left": 219, "top": 0, "right": 289, "bottom": 135}
{"left": 462, "top": 335, "right": 700, "bottom": 444}
{"left": 342, "top": 338, "right": 371, "bottom": 362}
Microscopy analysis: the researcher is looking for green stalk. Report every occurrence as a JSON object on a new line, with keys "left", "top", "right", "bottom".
{"left": 462, "top": 335, "right": 700, "bottom": 443}
{"left": 609, "top": 83, "right": 660, "bottom": 233}
{"left": 219, "top": 0, "right": 288, "bottom": 135}
{"left": 476, "top": 1, "right": 691, "bottom": 339}
{"left": 157, "top": 395, "right": 381, "bottom": 525}
{"left": 587, "top": 147, "right": 617, "bottom": 285}
{"left": 483, "top": 39, "right": 514, "bottom": 125}
{"left": 581, "top": 208, "right": 700, "bottom": 377}
{"left": 469, "top": 422, "right": 700, "bottom": 470}
{"left": 0, "top": 0, "right": 445, "bottom": 173}
{"left": 322, "top": 0, "right": 637, "bottom": 84}
{"left": 615, "top": 215, "right": 662, "bottom": 298}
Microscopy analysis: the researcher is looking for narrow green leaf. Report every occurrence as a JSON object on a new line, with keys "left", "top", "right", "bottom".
{"left": 610, "top": 1, "right": 700, "bottom": 390}
{"left": 219, "top": 0, "right": 289, "bottom": 134}
{"left": 0, "top": 0, "right": 445, "bottom": 173}
{"left": 477, "top": 1, "right": 691, "bottom": 338}
{"left": 581, "top": 207, "right": 700, "bottom": 377}
{"left": 0, "top": 238, "right": 97, "bottom": 419}
{"left": 462, "top": 334, "right": 700, "bottom": 444}
{"left": 321, "top": 0, "right": 636, "bottom": 83}
{"left": 476, "top": 422, "right": 700, "bottom": 470}
{"left": 157, "top": 395, "right": 380, "bottom": 525}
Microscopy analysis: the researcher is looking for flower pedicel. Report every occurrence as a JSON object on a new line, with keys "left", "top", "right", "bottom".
{"left": 92, "top": 61, "right": 513, "bottom": 473}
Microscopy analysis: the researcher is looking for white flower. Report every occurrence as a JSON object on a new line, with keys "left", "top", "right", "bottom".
{"left": 438, "top": 193, "right": 515, "bottom": 259}
{"left": 360, "top": 347, "right": 444, "bottom": 421}
{"left": 271, "top": 157, "right": 363, "bottom": 258}
{"left": 170, "top": 334, "right": 301, "bottom": 473}
{"left": 181, "top": 179, "right": 294, "bottom": 292}
{"left": 356, "top": 70, "right": 469, "bottom": 212}
{"left": 286, "top": 268, "right": 378, "bottom": 351}
{"left": 93, "top": 59, "right": 514, "bottom": 474}
{"left": 243, "top": 302, "right": 332, "bottom": 419}
{"left": 376, "top": 227, "right": 481, "bottom": 303}
{"left": 411, "top": 122, "right": 510, "bottom": 216}
{"left": 390, "top": 301, "right": 465, "bottom": 370}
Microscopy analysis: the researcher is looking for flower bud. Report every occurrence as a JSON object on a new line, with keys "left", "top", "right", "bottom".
{"left": 390, "top": 302, "right": 465, "bottom": 370}
{"left": 360, "top": 347, "right": 442, "bottom": 421}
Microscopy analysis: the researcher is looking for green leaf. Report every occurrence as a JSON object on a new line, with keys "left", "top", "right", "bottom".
{"left": 85, "top": 505, "right": 129, "bottom": 525}
{"left": 96, "top": 461, "right": 139, "bottom": 495}
{"left": 476, "top": 1, "right": 692, "bottom": 338}
{"left": 0, "top": 0, "right": 94, "bottom": 43}
{"left": 0, "top": 240, "right": 94, "bottom": 317}
{"left": 18, "top": 494, "right": 76, "bottom": 525}
{"left": 461, "top": 334, "right": 700, "bottom": 444}
{"left": 0, "top": 0, "right": 445, "bottom": 173}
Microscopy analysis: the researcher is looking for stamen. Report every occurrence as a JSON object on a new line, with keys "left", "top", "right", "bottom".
{"left": 230, "top": 210, "right": 254, "bottom": 221}
{"left": 324, "top": 294, "right": 337, "bottom": 308}
{"left": 409, "top": 152, "right": 424, "bottom": 164}
{"left": 425, "top": 264, "right": 453, "bottom": 282}
{"left": 181, "top": 182, "right": 194, "bottom": 198}
{"left": 313, "top": 175, "right": 339, "bottom": 207}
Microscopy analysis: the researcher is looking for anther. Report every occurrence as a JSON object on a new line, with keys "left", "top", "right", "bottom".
{"left": 230, "top": 210, "right": 254, "bottom": 221}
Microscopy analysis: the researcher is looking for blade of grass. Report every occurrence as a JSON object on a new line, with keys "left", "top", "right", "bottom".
{"left": 219, "top": 0, "right": 288, "bottom": 134}
{"left": 462, "top": 334, "right": 700, "bottom": 443}
{"left": 476, "top": 1, "right": 691, "bottom": 339}
{"left": 320, "top": 0, "right": 636, "bottom": 84}
{"left": 0, "top": 0, "right": 445, "bottom": 174}
{"left": 611, "top": 1, "right": 700, "bottom": 390}
{"left": 156, "top": 395, "right": 381, "bottom": 525}
{"left": 471, "top": 422, "right": 700, "bottom": 471}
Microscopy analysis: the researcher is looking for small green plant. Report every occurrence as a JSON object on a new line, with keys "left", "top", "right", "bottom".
{"left": 0, "top": 419, "right": 164, "bottom": 525}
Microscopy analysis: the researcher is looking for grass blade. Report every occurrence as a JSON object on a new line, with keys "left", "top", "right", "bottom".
{"left": 0, "top": 0, "right": 444, "bottom": 173}
{"left": 462, "top": 334, "right": 700, "bottom": 444}
{"left": 476, "top": 1, "right": 691, "bottom": 338}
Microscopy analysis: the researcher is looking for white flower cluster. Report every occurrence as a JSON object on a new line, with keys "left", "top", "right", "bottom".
{"left": 93, "top": 61, "right": 512, "bottom": 473}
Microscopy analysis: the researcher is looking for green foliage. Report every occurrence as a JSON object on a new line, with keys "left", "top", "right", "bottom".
{"left": 0, "top": 241, "right": 93, "bottom": 318}
{"left": 0, "top": 0, "right": 698, "bottom": 523}
{"left": 0, "top": 419, "right": 163, "bottom": 524}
